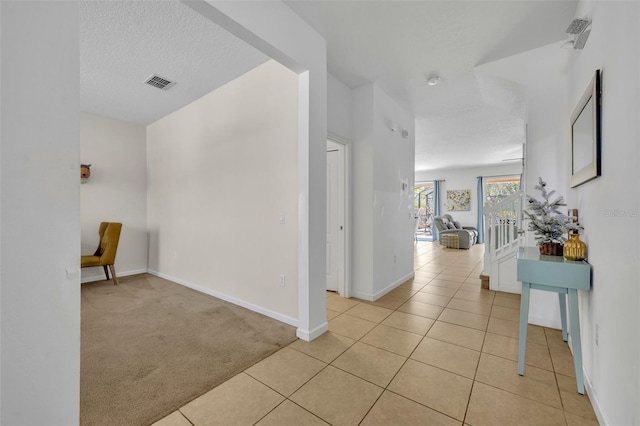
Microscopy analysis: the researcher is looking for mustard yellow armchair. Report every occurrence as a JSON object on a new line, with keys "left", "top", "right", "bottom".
{"left": 81, "top": 222, "right": 122, "bottom": 285}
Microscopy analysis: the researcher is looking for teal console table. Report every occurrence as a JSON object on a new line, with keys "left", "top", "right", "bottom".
{"left": 516, "top": 246, "right": 591, "bottom": 394}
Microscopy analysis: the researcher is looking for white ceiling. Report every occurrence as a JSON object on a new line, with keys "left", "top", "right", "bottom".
{"left": 285, "top": 0, "right": 578, "bottom": 171}
{"left": 80, "top": 1, "right": 268, "bottom": 125}
{"left": 80, "top": 0, "right": 578, "bottom": 171}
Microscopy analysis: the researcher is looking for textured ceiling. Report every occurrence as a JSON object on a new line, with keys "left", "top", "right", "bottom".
{"left": 285, "top": 0, "right": 578, "bottom": 171}
{"left": 80, "top": 1, "right": 269, "bottom": 125}
{"left": 80, "top": 0, "right": 578, "bottom": 171}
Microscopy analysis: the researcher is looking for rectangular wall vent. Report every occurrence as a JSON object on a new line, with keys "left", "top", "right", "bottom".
{"left": 143, "top": 74, "right": 175, "bottom": 90}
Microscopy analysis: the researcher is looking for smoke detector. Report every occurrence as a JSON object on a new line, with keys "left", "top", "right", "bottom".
{"left": 563, "top": 18, "right": 592, "bottom": 50}
{"left": 566, "top": 18, "right": 590, "bottom": 35}
{"left": 143, "top": 74, "right": 176, "bottom": 91}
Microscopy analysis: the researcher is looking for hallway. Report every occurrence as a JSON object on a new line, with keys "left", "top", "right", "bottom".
{"left": 154, "top": 241, "right": 597, "bottom": 425}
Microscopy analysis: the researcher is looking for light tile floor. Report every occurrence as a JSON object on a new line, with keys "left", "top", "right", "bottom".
{"left": 154, "top": 242, "right": 598, "bottom": 426}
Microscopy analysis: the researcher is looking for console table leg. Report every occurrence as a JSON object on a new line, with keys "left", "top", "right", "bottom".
{"left": 518, "top": 283, "right": 531, "bottom": 375}
{"left": 559, "top": 293, "right": 568, "bottom": 342}
{"left": 568, "top": 288, "right": 585, "bottom": 394}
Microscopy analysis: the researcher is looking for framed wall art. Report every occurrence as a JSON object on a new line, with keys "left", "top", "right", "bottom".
{"left": 447, "top": 189, "right": 471, "bottom": 211}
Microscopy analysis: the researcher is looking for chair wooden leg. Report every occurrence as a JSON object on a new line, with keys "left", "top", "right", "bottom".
{"left": 103, "top": 265, "right": 110, "bottom": 280}
{"left": 108, "top": 264, "right": 118, "bottom": 285}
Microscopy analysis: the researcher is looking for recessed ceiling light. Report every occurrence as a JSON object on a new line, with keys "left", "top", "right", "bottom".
{"left": 427, "top": 76, "right": 440, "bottom": 86}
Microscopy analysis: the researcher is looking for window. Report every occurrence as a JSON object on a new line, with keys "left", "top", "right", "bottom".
{"left": 484, "top": 176, "right": 521, "bottom": 207}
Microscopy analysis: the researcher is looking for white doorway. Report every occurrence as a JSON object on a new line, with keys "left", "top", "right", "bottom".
{"left": 326, "top": 138, "right": 349, "bottom": 296}
{"left": 414, "top": 181, "right": 435, "bottom": 242}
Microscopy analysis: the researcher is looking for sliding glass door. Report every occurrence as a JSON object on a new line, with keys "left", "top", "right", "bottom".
{"left": 414, "top": 182, "right": 435, "bottom": 241}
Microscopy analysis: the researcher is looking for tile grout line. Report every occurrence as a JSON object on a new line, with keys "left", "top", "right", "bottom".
{"left": 177, "top": 408, "right": 196, "bottom": 426}
{"left": 332, "top": 264, "right": 486, "bottom": 424}
{"left": 247, "top": 363, "right": 333, "bottom": 426}
{"left": 173, "top": 242, "right": 591, "bottom": 425}
{"left": 462, "top": 294, "right": 493, "bottom": 425}
{"left": 416, "top": 246, "right": 573, "bottom": 423}
{"left": 356, "top": 283, "right": 463, "bottom": 426}
{"left": 474, "top": 293, "right": 591, "bottom": 419}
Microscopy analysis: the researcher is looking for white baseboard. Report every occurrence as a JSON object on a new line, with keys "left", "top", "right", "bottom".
{"left": 349, "top": 290, "right": 375, "bottom": 301}
{"left": 296, "top": 321, "right": 329, "bottom": 342}
{"left": 373, "top": 271, "right": 415, "bottom": 300}
{"left": 583, "top": 368, "right": 608, "bottom": 426}
{"left": 562, "top": 335, "right": 608, "bottom": 426}
{"left": 147, "top": 270, "right": 299, "bottom": 328}
{"left": 351, "top": 271, "right": 415, "bottom": 301}
{"left": 81, "top": 268, "right": 148, "bottom": 284}
{"left": 528, "top": 315, "right": 562, "bottom": 330}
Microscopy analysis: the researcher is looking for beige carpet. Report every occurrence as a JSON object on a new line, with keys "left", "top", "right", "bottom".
{"left": 81, "top": 274, "right": 297, "bottom": 426}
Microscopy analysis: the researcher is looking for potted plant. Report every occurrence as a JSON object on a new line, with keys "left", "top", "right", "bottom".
{"left": 524, "top": 177, "right": 579, "bottom": 256}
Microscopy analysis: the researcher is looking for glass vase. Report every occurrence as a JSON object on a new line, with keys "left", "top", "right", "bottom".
{"left": 563, "top": 232, "right": 587, "bottom": 261}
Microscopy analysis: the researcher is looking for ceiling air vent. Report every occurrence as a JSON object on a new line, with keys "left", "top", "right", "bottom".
{"left": 143, "top": 74, "right": 175, "bottom": 91}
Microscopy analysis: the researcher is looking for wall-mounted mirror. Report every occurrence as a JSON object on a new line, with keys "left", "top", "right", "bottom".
{"left": 570, "top": 70, "right": 601, "bottom": 188}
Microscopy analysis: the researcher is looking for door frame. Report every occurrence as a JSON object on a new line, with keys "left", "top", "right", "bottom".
{"left": 327, "top": 133, "right": 352, "bottom": 298}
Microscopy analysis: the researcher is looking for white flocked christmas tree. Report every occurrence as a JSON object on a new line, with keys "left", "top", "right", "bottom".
{"left": 524, "top": 177, "right": 577, "bottom": 247}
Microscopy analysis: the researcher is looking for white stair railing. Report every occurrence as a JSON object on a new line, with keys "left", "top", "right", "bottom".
{"left": 483, "top": 191, "right": 525, "bottom": 276}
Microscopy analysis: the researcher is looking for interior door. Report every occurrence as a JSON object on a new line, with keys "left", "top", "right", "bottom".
{"left": 326, "top": 146, "right": 339, "bottom": 292}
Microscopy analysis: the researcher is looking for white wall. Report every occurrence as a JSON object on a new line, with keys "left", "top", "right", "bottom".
{"left": 188, "top": 0, "right": 328, "bottom": 341}
{"left": 351, "top": 85, "right": 375, "bottom": 298}
{"left": 372, "top": 86, "right": 416, "bottom": 297}
{"left": 327, "top": 73, "right": 352, "bottom": 141}
{"left": 352, "top": 84, "right": 416, "bottom": 300}
{"left": 526, "top": 2, "right": 640, "bottom": 424}
{"left": 523, "top": 79, "right": 569, "bottom": 330}
{"left": 565, "top": 3, "right": 639, "bottom": 424}
{"left": 0, "top": 2, "right": 80, "bottom": 424}
{"left": 80, "top": 113, "right": 148, "bottom": 282}
{"left": 416, "top": 163, "right": 523, "bottom": 228}
{"left": 147, "top": 60, "right": 300, "bottom": 323}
